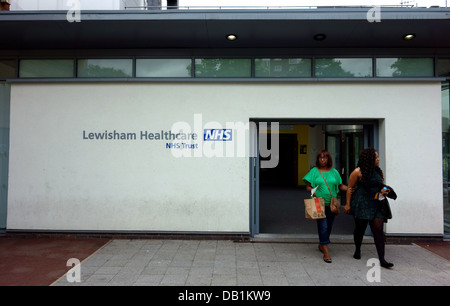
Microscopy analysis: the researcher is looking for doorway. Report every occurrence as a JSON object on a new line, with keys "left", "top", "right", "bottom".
{"left": 251, "top": 120, "right": 377, "bottom": 237}
{"left": 260, "top": 133, "right": 298, "bottom": 185}
{"left": 325, "top": 125, "right": 364, "bottom": 186}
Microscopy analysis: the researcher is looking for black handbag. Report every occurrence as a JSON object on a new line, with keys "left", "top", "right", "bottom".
{"left": 378, "top": 198, "right": 392, "bottom": 222}
{"left": 378, "top": 184, "right": 396, "bottom": 223}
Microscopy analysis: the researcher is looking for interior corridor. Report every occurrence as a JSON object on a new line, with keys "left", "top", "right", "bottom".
{"left": 259, "top": 184, "right": 355, "bottom": 235}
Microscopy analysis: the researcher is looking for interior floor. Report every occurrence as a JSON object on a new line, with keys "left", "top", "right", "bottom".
{"left": 259, "top": 184, "right": 355, "bottom": 235}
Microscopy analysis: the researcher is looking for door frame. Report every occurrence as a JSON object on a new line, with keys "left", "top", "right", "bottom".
{"left": 249, "top": 118, "right": 378, "bottom": 237}
{"left": 0, "top": 82, "right": 10, "bottom": 233}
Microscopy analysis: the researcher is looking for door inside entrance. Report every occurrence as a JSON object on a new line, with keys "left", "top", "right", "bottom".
{"left": 255, "top": 122, "right": 375, "bottom": 236}
{"left": 325, "top": 125, "right": 364, "bottom": 186}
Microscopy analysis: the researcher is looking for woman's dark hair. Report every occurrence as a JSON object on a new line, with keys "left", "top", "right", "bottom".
{"left": 357, "top": 147, "right": 384, "bottom": 185}
{"left": 315, "top": 149, "right": 333, "bottom": 168}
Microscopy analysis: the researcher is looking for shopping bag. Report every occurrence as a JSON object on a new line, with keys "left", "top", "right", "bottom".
{"left": 304, "top": 197, "right": 326, "bottom": 219}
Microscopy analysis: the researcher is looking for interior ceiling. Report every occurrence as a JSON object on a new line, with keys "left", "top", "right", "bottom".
{"left": 0, "top": 8, "right": 449, "bottom": 50}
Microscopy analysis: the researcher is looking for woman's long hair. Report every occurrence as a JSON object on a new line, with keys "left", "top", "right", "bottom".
{"left": 357, "top": 148, "right": 384, "bottom": 186}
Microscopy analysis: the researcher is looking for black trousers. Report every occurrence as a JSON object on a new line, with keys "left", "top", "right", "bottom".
{"left": 353, "top": 217, "right": 387, "bottom": 263}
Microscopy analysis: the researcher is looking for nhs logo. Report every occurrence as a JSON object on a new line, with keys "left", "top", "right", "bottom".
{"left": 203, "top": 129, "right": 232, "bottom": 141}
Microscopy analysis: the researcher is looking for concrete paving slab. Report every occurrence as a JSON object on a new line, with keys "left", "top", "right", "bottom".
{"left": 51, "top": 239, "right": 450, "bottom": 287}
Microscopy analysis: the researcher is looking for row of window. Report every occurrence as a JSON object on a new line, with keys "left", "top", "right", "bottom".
{"left": 1, "top": 57, "right": 449, "bottom": 79}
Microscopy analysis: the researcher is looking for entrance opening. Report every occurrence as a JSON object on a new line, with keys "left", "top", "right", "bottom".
{"left": 252, "top": 121, "right": 376, "bottom": 236}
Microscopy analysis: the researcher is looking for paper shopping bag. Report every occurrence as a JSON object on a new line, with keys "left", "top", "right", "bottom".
{"left": 304, "top": 197, "right": 326, "bottom": 219}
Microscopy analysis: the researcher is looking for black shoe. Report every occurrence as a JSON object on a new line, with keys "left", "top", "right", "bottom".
{"left": 353, "top": 249, "right": 361, "bottom": 260}
{"left": 380, "top": 261, "right": 394, "bottom": 269}
{"left": 323, "top": 257, "right": 332, "bottom": 263}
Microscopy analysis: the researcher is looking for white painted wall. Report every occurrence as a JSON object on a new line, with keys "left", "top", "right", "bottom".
{"left": 7, "top": 81, "right": 443, "bottom": 235}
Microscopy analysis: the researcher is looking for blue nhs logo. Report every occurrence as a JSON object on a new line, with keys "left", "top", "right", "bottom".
{"left": 203, "top": 129, "right": 232, "bottom": 141}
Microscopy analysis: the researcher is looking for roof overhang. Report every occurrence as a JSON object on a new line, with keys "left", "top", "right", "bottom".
{"left": 0, "top": 7, "right": 449, "bottom": 50}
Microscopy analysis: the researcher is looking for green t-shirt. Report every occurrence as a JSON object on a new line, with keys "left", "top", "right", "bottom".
{"left": 302, "top": 167, "right": 342, "bottom": 205}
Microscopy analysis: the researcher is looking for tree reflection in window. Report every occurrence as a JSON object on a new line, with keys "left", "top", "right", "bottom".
{"left": 315, "top": 58, "right": 372, "bottom": 78}
{"left": 78, "top": 59, "right": 133, "bottom": 78}
{"left": 195, "top": 59, "right": 251, "bottom": 77}
{"left": 376, "top": 58, "right": 434, "bottom": 77}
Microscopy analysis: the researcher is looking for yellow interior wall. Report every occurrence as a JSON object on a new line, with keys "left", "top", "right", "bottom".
{"left": 296, "top": 125, "right": 309, "bottom": 186}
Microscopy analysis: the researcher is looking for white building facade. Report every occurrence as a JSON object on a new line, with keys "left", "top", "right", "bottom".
{"left": 0, "top": 6, "right": 449, "bottom": 240}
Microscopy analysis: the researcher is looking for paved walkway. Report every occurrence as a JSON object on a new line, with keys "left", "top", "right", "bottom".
{"left": 52, "top": 239, "right": 450, "bottom": 286}
{"left": 0, "top": 237, "right": 109, "bottom": 286}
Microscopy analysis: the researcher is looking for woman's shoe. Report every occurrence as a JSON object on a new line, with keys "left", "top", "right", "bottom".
{"left": 380, "top": 261, "right": 394, "bottom": 269}
{"left": 323, "top": 257, "right": 332, "bottom": 263}
{"left": 319, "top": 245, "right": 332, "bottom": 263}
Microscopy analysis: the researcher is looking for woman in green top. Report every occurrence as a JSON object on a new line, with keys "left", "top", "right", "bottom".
{"left": 303, "top": 150, "right": 348, "bottom": 263}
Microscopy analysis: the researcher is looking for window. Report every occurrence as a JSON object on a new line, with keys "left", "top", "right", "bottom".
{"left": 255, "top": 58, "right": 311, "bottom": 78}
{"left": 194, "top": 58, "right": 251, "bottom": 78}
{"left": 78, "top": 59, "right": 133, "bottom": 78}
{"left": 19, "top": 59, "right": 74, "bottom": 78}
{"left": 438, "top": 59, "right": 450, "bottom": 77}
{"left": 315, "top": 58, "right": 372, "bottom": 78}
{"left": 0, "top": 60, "right": 16, "bottom": 78}
{"left": 136, "top": 59, "right": 192, "bottom": 77}
{"left": 9, "top": 56, "right": 444, "bottom": 80}
{"left": 376, "top": 58, "right": 434, "bottom": 77}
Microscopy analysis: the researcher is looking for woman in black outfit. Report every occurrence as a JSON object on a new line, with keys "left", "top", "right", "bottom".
{"left": 344, "top": 148, "right": 394, "bottom": 269}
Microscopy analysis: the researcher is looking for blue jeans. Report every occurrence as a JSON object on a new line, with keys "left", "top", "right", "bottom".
{"left": 316, "top": 206, "right": 335, "bottom": 245}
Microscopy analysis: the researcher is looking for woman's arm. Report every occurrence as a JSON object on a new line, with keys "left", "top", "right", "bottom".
{"left": 339, "top": 184, "right": 348, "bottom": 192}
{"left": 305, "top": 181, "right": 315, "bottom": 196}
{"left": 345, "top": 168, "right": 361, "bottom": 214}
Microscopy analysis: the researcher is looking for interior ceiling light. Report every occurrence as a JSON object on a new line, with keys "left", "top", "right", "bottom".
{"left": 403, "top": 33, "right": 416, "bottom": 40}
{"left": 313, "top": 33, "right": 327, "bottom": 41}
{"left": 226, "top": 34, "right": 237, "bottom": 41}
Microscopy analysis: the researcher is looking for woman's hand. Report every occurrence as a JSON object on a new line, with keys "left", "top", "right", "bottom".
{"left": 305, "top": 182, "right": 316, "bottom": 197}
{"left": 344, "top": 204, "right": 351, "bottom": 214}
{"left": 381, "top": 187, "right": 390, "bottom": 197}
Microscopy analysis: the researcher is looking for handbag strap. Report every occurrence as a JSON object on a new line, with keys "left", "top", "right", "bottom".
{"left": 317, "top": 168, "right": 333, "bottom": 197}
